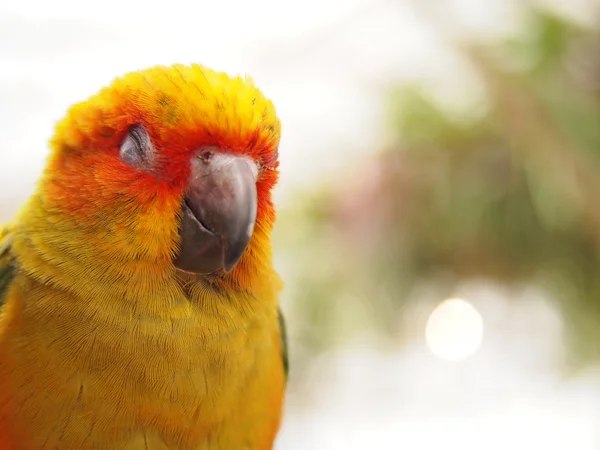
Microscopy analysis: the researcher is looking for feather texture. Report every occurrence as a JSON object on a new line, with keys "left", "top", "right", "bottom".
{"left": 0, "top": 64, "right": 287, "bottom": 450}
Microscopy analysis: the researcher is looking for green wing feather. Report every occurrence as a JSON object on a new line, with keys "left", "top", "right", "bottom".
{"left": 278, "top": 307, "right": 289, "bottom": 382}
{"left": 0, "top": 227, "right": 15, "bottom": 308}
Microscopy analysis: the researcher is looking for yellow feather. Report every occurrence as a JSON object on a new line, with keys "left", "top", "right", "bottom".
{"left": 0, "top": 64, "right": 286, "bottom": 450}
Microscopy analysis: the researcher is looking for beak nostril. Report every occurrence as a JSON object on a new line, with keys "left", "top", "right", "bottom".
{"left": 198, "top": 150, "right": 214, "bottom": 164}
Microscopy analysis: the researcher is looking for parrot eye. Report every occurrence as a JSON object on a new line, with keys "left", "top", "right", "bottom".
{"left": 262, "top": 149, "right": 279, "bottom": 171}
{"left": 119, "top": 125, "right": 155, "bottom": 168}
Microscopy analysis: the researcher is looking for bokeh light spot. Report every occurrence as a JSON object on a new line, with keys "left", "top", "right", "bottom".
{"left": 425, "top": 298, "right": 484, "bottom": 361}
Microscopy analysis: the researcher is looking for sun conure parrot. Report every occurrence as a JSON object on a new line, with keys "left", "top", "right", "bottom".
{"left": 0, "top": 63, "right": 288, "bottom": 450}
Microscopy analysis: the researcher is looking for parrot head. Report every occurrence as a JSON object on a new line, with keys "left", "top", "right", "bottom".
{"left": 38, "top": 64, "right": 280, "bottom": 284}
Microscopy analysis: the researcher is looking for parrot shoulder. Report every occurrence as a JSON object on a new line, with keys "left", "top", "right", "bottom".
{"left": 278, "top": 307, "right": 289, "bottom": 381}
{"left": 0, "top": 226, "right": 15, "bottom": 308}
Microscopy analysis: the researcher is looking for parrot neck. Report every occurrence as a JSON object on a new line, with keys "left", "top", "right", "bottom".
{"left": 10, "top": 191, "right": 280, "bottom": 314}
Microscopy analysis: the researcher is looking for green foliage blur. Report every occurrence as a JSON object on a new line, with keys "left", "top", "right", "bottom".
{"left": 275, "top": 4, "right": 600, "bottom": 379}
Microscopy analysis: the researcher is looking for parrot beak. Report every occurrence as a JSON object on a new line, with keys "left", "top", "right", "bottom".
{"left": 173, "top": 150, "right": 258, "bottom": 275}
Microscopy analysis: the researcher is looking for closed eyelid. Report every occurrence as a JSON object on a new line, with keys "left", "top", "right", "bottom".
{"left": 119, "top": 125, "right": 155, "bottom": 168}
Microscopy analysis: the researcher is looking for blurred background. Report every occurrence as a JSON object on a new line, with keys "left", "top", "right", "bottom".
{"left": 1, "top": 0, "right": 599, "bottom": 448}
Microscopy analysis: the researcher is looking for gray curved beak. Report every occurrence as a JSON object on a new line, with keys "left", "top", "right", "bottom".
{"left": 173, "top": 151, "right": 258, "bottom": 274}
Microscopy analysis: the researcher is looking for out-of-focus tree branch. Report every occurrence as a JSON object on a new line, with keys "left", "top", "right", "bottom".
{"left": 411, "top": 0, "right": 600, "bottom": 250}
{"left": 464, "top": 44, "right": 600, "bottom": 251}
